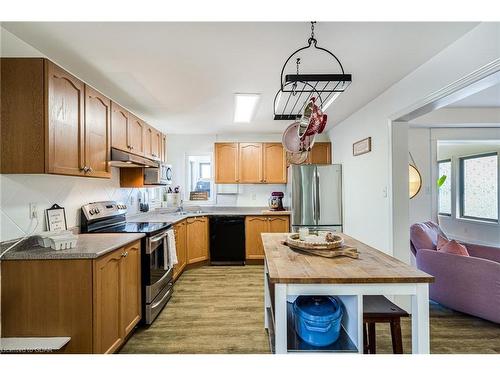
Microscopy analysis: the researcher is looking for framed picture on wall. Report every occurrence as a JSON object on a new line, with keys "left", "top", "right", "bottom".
{"left": 46, "top": 204, "right": 68, "bottom": 232}
{"left": 353, "top": 137, "right": 372, "bottom": 156}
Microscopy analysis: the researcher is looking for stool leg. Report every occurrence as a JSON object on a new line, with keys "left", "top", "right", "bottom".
{"left": 390, "top": 318, "right": 403, "bottom": 354}
{"left": 363, "top": 323, "right": 368, "bottom": 354}
{"left": 368, "top": 322, "right": 376, "bottom": 354}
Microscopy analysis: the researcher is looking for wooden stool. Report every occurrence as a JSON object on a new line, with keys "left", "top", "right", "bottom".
{"left": 363, "top": 295, "right": 409, "bottom": 354}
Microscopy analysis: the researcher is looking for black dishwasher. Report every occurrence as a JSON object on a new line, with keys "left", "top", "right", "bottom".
{"left": 209, "top": 216, "right": 246, "bottom": 265}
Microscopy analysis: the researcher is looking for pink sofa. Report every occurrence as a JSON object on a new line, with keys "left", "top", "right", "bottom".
{"left": 410, "top": 221, "right": 500, "bottom": 324}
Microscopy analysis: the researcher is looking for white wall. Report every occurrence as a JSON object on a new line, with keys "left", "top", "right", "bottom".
{"left": 408, "top": 127, "right": 500, "bottom": 246}
{"left": 328, "top": 22, "right": 500, "bottom": 256}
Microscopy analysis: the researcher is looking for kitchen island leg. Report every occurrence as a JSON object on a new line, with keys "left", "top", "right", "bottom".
{"left": 411, "top": 283, "right": 430, "bottom": 354}
{"left": 264, "top": 263, "right": 270, "bottom": 330}
{"left": 274, "top": 283, "right": 287, "bottom": 354}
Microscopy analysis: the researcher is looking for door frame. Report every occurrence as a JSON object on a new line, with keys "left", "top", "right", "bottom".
{"left": 388, "top": 60, "right": 500, "bottom": 264}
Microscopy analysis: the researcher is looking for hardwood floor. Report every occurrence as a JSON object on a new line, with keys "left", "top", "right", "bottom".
{"left": 120, "top": 265, "right": 500, "bottom": 354}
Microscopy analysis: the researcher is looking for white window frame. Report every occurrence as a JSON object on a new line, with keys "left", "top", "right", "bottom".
{"left": 184, "top": 152, "right": 215, "bottom": 205}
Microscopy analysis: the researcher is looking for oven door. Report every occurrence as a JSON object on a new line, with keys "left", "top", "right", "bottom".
{"left": 145, "top": 231, "right": 172, "bottom": 304}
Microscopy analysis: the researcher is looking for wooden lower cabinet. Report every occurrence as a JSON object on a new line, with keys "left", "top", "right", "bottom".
{"left": 0, "top": 240, "right": 141, "bottom": 354}
{"left": 173, "top": 220, "right": 187, "bottom": 280}
{"left": 186, "top": 216, "right": 210, "bottom": 264}
{"left": 245, "top": 215, "right": 290, "bottom": 260}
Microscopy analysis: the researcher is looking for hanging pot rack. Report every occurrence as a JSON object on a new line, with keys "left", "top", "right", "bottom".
{"left": 273, "top": 22, "right": 352, "bottom": 121}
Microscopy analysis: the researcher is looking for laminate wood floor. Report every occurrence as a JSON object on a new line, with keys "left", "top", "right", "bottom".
{"left": 120, "top": 265, "right": 499, "bottom": 354}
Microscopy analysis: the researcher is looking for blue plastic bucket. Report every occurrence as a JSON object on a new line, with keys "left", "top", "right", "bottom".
{"left": 293, "top": 296, "right": 343, "bottom": 346}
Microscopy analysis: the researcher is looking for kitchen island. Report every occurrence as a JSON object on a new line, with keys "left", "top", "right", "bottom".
{"left": 263, "top": 233, "right": 434, "bottom": 354}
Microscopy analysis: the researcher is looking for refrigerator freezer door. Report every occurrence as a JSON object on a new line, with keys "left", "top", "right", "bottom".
{"left": 316, "top": 164, "right": 342, "bottom": 226}
{"left": 290, "top": 165, "right": 316, "bottom": 226}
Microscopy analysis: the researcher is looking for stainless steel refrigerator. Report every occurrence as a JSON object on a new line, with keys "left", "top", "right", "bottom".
{"left": 286, "top": 164, "right": 343, "bottom": 232}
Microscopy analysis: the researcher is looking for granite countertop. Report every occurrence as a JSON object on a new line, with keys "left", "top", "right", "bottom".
{"left": 126, "top": 206, "right": 291, "bottom": 224}
{"left": 1, "top": 233, "right": 145, "bottom": 260}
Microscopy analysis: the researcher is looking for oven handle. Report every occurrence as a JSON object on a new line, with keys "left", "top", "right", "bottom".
{"left": 147, "top": 231, "right": 168, "bottom": 254}
{"left": 150, "top": 283, "right": 173, "bottom": 310}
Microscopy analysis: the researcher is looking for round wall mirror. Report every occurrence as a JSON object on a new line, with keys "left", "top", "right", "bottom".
{"left": 409, "top": 164, "right": 422, "bottom": 199}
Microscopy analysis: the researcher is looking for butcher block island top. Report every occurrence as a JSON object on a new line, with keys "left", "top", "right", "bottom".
{"left": 262, "top": 233, "right": 434, "bottom": 284}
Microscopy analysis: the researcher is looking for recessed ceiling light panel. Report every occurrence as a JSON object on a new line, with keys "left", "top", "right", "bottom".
{"left": 234, "top": 93, "right": 260, "bottom": 123}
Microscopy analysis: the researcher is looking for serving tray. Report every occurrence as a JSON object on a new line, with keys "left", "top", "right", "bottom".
{"left": 283, "top": 232, "right": 359, "bottom": 259}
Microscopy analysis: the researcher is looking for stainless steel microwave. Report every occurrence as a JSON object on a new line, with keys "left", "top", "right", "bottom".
{"left": 144, "top": 163, "right": 173, "bottom": 185}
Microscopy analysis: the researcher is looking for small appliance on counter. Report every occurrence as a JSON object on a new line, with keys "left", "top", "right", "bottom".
{"left": 268, "top": 191, "right": 285, "bottom": 211}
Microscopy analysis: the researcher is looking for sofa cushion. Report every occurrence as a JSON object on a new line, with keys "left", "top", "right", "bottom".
{"left": 437, "top": 235, "right": 470, "bottom": 256}
{"left": 410, "top": 221, "right": 448, "bottom": 251}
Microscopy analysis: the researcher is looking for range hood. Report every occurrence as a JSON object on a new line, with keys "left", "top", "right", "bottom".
{"left": 110, "top": 148, "right": 159, "bottom": 168}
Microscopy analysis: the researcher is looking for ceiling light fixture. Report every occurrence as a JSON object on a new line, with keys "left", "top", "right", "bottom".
{"left": 234, "top": 93, "right": 260, "bottom": 123}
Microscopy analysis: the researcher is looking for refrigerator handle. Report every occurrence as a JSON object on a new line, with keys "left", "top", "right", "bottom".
{"left": 312, "top": 167, "right": 317, "bottom": 224}
{"left": 316, "top": 169, "right": 321, "bottom": 222}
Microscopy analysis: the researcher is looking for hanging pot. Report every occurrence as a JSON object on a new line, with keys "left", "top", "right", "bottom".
{"left": 282, "top": 121, "right": 316, "bottom": 153}
{"left": 298, "top": 97, "right": 328, "bottom": 140}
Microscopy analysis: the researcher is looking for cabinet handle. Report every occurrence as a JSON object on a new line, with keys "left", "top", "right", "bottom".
{"left": 121, "top": 251, "right": 128, "bottom": 257}
{"left": 87, "top": 167, "right": 93, "bottom": 173}
{"left": 130, "top": 146, "right": 134, "bottom": 150}
{"left": 80, "top": 166, "right": 88, "bottom": 172}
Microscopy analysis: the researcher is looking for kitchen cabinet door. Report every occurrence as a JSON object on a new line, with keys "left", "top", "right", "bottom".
{"left": 215, "top": 143, "right": 239, "bottom": 183}
{"left": 150, "top": 128, "right": 161, "bottom": 160}
{"left": 269, "top": 216, "right": 290, "bottom": 233}
{"left": 128, "top": 114, "right": 145, "bottom": 156}
{"left": 263, "top": 143, "right": 286, "bottom": 183}
{"left": 161, "top": 134, "right": 167, "bottom": 162}
{"left": 47, "top": 61, "right": 85, "bottom": 176}
{"left": 84, "top": 86, "right": 111, "bottom": 178}
{"left": 111, "top": 102, "right": 130, "bottom": 152}
{"left": 186, "top": 216, "right": 209, "bottom": 264}
{"left": 307, "top": 142, "right": 331, "bottom": 164}
{"left": 173, "top": 220, "right": 187, "bottom": 280}
{"left": 93, "top": 249, "right": 123, "bottom": 354}
{"left": 143, "top": 125, "right": 153, "bottom": 159}
{"left": 120, "top": 241, "right": 141, "bottom": 338}
{"left": 239, "top": 143, "right": 263, "bottom": 183}
{"left": 245, "top": 216, "right": 269, "bottom": 260}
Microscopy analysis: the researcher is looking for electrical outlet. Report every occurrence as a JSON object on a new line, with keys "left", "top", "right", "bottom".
{"left": 29, "top": 203, "right": 38, "bottom": 219}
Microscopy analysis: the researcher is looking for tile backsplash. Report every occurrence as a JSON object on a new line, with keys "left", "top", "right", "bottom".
{"left": 0, "top": 169, "right": 162, "bottom": 242}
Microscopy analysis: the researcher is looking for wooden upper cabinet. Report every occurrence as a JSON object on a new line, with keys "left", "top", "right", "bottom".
{"left": 84, "top": 86, "right": 111, "bottom": 178}
{"left": 306, "top": 142, "right": 332, "bottom": 164}
{"left": 111, "top": 102, "right": 129, "bottom": 152}
{"left": 150, "top": 128, "right": 161, "bottom": 160}
{"left": 161, "top": 134, "right": 167, "bottom": 162}
{"left": 47, "top": 61, "right": 86, "bottom": 176}
{"left": 120, "top": 241, "right": 141, "bottom": 338}
{"left": 128, "top": 114, "right": 145, "bottom": 156}
{"left": 186, "top": 216, "right": 209, "bottom": 264}
{"left": 215, "top": 143, "right": 239, "bottom": 183}
{"left": 143, "top": 124, "right": 153, "bottom": 159}
{"left": 239, "top": 143, "right": 263, "bottom": 183}
{"left": 93, "top": 249, "right": 123, "bottom": 354}
{"left": 263, "top": 143, "right": 286, "bottom": 183}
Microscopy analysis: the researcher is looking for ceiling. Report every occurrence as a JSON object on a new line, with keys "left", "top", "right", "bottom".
{"left": 2, "top": 22, "right": 478, "bottom": 134}
{"left": 447, "top": 84, "right": 500, "bottom": 107}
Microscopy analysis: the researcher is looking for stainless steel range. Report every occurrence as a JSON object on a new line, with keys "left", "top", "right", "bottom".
{"left": 80, "top": 201, "right": 173, "bottom": 325}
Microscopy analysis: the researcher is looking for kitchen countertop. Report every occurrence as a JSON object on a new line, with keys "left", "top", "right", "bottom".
{"left": 263, "top": 233, "right": 434, "bottom": 284}
{"left": 1, "top": 233, "right": 145, "bottom": 260}
{"left": 127, "top": 206, "right": 291, "bottom": 224}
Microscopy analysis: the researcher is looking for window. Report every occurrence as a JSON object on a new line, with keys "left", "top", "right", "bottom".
{"left": 460, "top": 152, "right": 498, "bottom": 222}
{"left": 186, "top": 155, "right": 213, "bottom": 201}
{"left": 438, "top": 159, "right": 452, "bottom": 216}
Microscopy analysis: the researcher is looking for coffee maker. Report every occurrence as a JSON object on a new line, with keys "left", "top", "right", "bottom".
{"left": 268, "top": 191, "right": 285, "bottom": 211}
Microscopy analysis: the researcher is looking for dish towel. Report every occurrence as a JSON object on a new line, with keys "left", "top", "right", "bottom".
{"left": 165, "top": 228, "right": 178, "bottom": 270}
